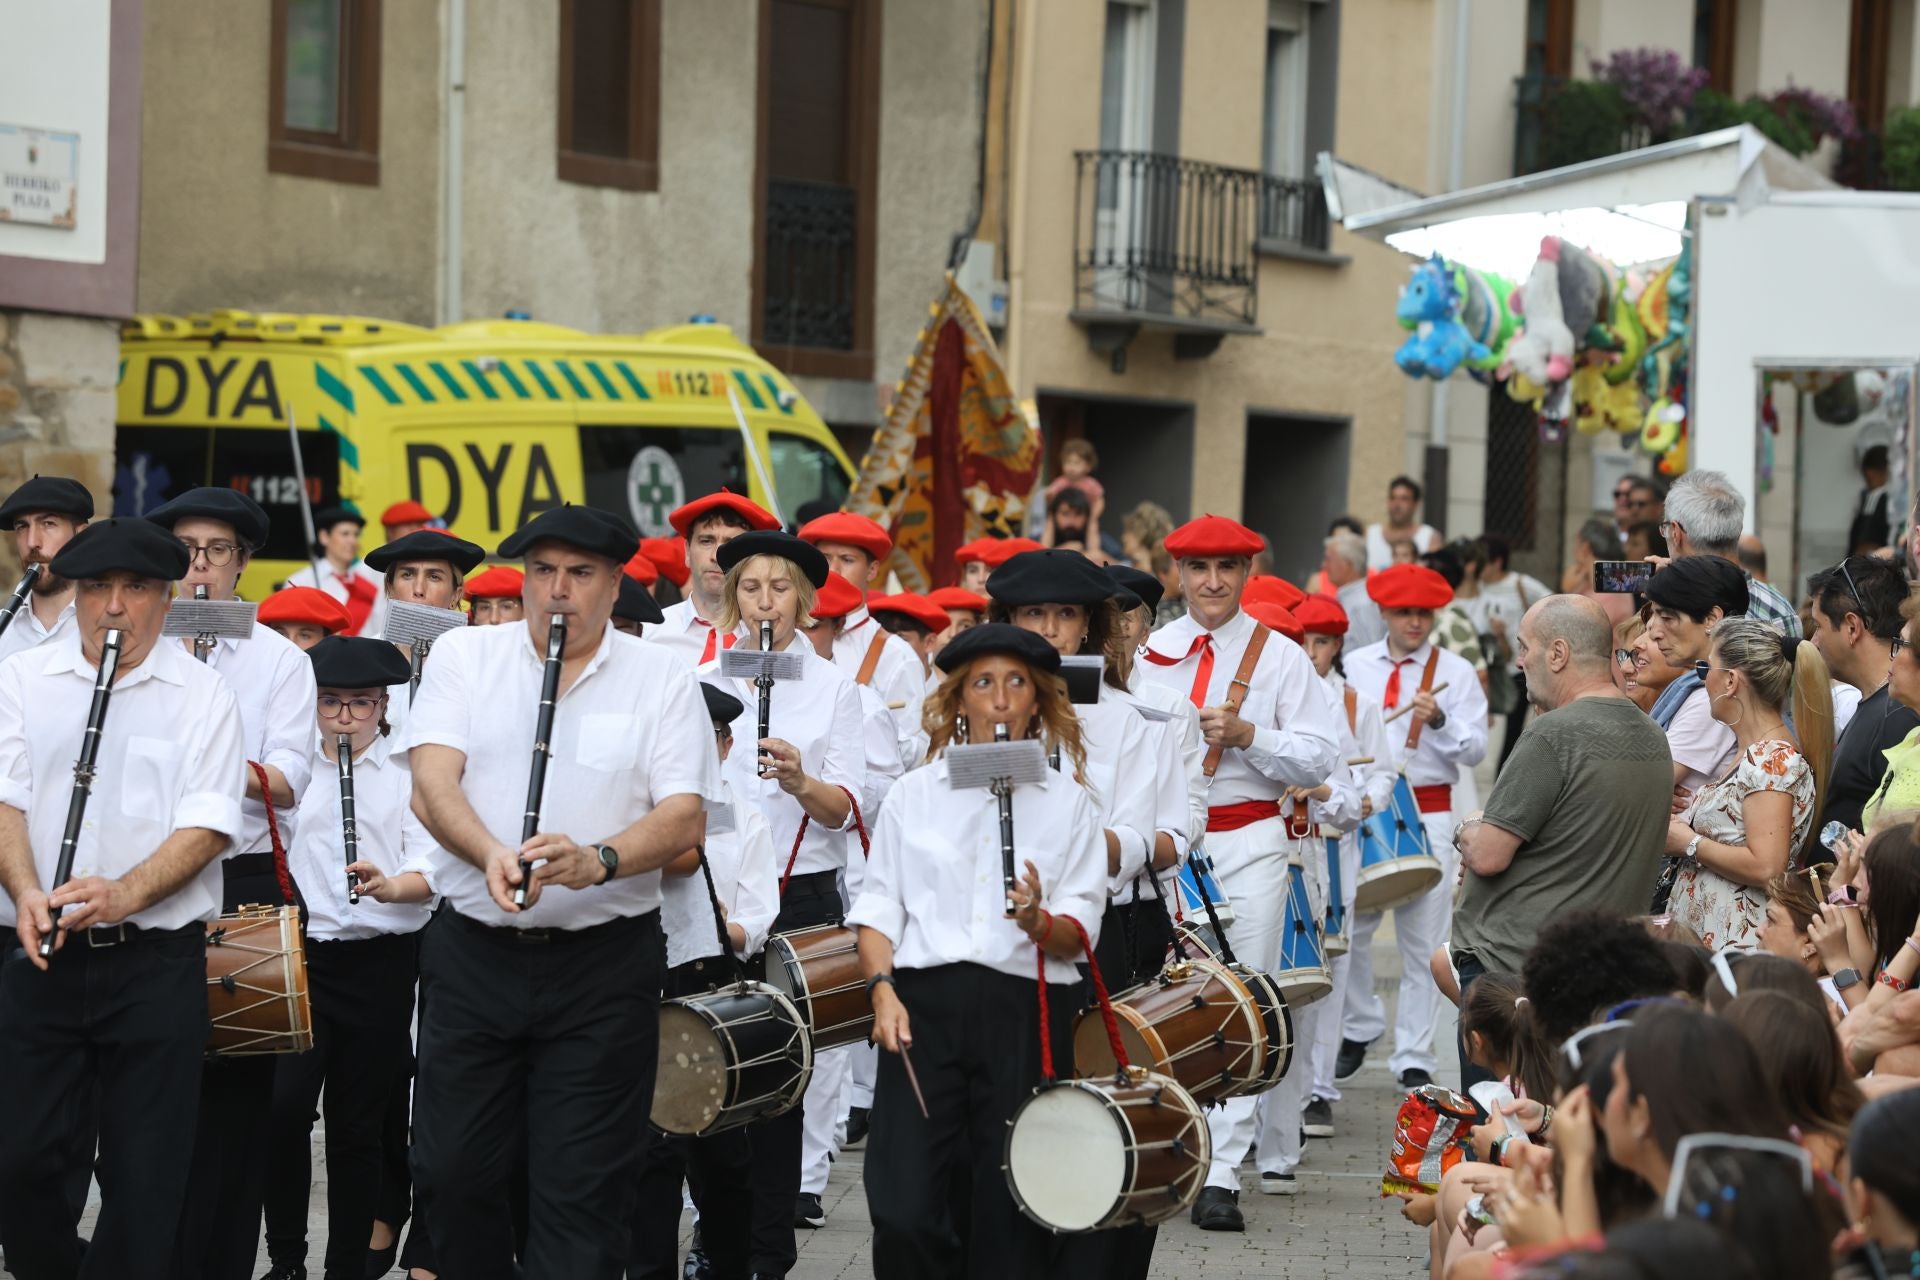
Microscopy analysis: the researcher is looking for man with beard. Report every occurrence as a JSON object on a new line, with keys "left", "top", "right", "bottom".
{"left": 0, "top": 475, "right": 93, "bottom": 665}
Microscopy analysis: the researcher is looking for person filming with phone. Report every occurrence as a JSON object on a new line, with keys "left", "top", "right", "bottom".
{"left": 1806, "top": 556, "right": 1920, "bottom": 836}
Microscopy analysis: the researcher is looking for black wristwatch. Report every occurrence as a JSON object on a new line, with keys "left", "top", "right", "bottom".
{"left": 1832, "top": 967, "right": 1863, "bottom": 992}
{"left": 866, "top": 972, "right": 897, "bottom": 995}
{"left": 595, "top": 843, "right": 619, "bottom": 885}
{"left": 1428, "top": 708, "right": 1449, "bottom": 730}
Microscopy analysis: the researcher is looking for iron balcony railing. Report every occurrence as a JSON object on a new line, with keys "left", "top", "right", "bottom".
{"left": 1258, "top": 173, "right": 1331, "bottom": 253}
{"left": 762, "top": 179, "right": 857, "bottom": 352}
{"left": 1074, "top": 150, "right": 1261, "bottom": 328}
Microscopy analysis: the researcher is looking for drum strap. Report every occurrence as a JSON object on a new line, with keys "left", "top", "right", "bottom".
{"left": 1041, "top": 915, "right": 1126, "bottom": 1083}
{"left": 1200, "top": 624, "right": 1272, "bottom": 780}
{"left": 855, "top": 631, "right": 887, "bottom": 686}
{"left": 247, "top": 761, "right": 297, "bottom": 906}
{"left": 1402, "top": 648, "right": 1443, "bottom": 752}
{"left": 691, "top": 842, "right": 750, "bottom": 983}
{"left": 778, "top": 786, "right": 868, "bottom": 899}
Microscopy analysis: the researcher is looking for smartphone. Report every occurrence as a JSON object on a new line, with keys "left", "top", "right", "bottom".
{"left": 1593, "top": 560, "right": 1655, "bottom": 593}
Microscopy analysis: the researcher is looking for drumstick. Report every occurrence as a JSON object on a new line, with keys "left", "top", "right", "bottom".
{"left": 887, "top": 700, "right": 906, "bottom": 710}
{"left": 1383, "top": 682, "right": 1451, "bottom": 724}
{"left": 1346, "top": 756, "right": 1375, "bottom": 767}
{"left": 899, "top": 1044, "right": 931, "bottom": 1119}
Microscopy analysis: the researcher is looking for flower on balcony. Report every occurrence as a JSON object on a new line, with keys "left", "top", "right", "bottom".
{"left": 1590, "top": 48, "right": 1708, "bottom": 136}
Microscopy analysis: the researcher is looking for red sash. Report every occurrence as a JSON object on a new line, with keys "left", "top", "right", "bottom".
{"left": 1412, "top": 784, "right": 1453, "bottom": 813}
{"left": 1206, "top": 799, "right": 1281, "bottom": 832}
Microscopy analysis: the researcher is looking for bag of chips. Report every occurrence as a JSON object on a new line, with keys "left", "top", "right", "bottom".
{"left": 1381, "top": 1083, "right": 1478, "bottom": 1195}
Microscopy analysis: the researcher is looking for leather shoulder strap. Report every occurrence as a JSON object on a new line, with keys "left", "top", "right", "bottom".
{"left": 1201, "top": 624, "right": 1272, "bottom": 779}
{"left": 1344, "top": 683, "right": 1359, "bottom": 736}
{"left": 1404, "top": 647, "right": 1444, "bottom": 751}
{"left": 855, "top": 631, "right": 887, "bottom": 686}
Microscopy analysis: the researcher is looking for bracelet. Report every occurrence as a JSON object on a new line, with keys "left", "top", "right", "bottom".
{"left": 1028, "top": 908, "right": 1054, "bottom": 944}
{"left": 1879, "top": 971, "right": 1909, "bottom": 992}
{"left": 1536, "top": 1104, "right": 1555, "bottom": 1137}
{"left": 1905, "top": 937, "right": 1920, "bottom": 963}
{"left": 865, "top": 972, "right": 897, "bottom": 995}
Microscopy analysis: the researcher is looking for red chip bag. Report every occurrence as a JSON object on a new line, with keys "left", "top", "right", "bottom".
{"left": 1382, "top": 1083, "right": 1478, "bottom": 1195}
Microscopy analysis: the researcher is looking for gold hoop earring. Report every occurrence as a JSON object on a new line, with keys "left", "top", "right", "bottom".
{"left": 1710, "top": 693, "right": 1745, "bottom": 728}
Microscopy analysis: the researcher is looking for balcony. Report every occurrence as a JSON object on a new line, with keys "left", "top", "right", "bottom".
{"left": 762, "top": 179, "right": 857, "bottom": 353}
{"left": 1257, "top": 173, "right": 1334, "bottom": 261}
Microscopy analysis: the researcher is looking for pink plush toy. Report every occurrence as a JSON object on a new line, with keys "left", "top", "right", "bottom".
{"left": 1502, "top": 236, "right": 1575, "bottom": 386}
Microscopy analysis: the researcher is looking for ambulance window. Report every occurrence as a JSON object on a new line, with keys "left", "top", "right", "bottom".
{"left": 112, "top": 426, "right": 339, "bottom": 564}
{"left": 578, "top": 426, "right": 745, "bottom": 537}
{"left": 766, "top": 434, "right": 849, "bottom": 514}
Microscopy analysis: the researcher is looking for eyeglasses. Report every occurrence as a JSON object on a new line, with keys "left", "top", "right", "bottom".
{"left": 317, "top": 694, "right": 383, "bottom": 721}
{"left": 1692, "top": 660, "right": 1735, "bottom": 682}
{"left": 1614, "top": 647, "right": 1637, "bottom": 668}
{"left": 1894, "top": 635, "right": 1911, "bottom": 661}
{"left": 1836, "top": 555, "right": 1875, "bottom": 632}
{"left": 177, "top": 539, "right": 242, "bottom": 566}
{"left": 1661, "top": 1133, "right": 1814, "bottom": 1220}
{"left": 1658, "top": 520, "right": 1675, "bottom": 539}
{"left": 1614, "top": 486, "right": 1637, "bottom": 501}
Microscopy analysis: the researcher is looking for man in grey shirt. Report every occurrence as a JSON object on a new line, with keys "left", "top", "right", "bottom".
{"left": 1453, "top": 595, "right": 1671, "bottom": 1075}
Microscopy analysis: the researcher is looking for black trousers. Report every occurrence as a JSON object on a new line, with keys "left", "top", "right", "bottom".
{"left": 628, "top": 953, "right": 757, "bottom": 1280}
{"left": 412, "top": 907, "right": 662, "bottom": 1280}
{"left": 262, "top": 931, "right": 420, "bottom": 1280}
{"left": 744, "top": 868, "right": 842, "bottom": 1277}
{"left": 0, "top": 923, "right": 207, "bottom": 1280}
{"left": 864, "top": 962, "right": 1074, "bottom": 1280}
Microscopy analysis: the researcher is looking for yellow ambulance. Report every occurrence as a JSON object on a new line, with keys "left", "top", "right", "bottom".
{"left": 114, "top": 310, "right": 857, "bottom": 598}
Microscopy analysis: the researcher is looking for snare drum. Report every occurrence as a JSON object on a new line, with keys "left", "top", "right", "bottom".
{"left": 764, "top": 924, "right": 872, "bottom": 1050}
{"left": 1175, "top": 848, "right": 1234, "bottom": 930}
{"left": 206, "top": 905, "right": 313, "bottom": 1057}
{"left": 1226, "top": 962, "right": 1294, "bottom": 1093}
{"left": 1355, "top": 775, "right": 1442, "bottom": 913}
{"left": 653, "top": 982, "right": 812, "bottom": 1136}
{"left": 1004, "top": 1069, "right": 1209, "bottom": 1232}
{"left": 1072, "top": 957, "right": 1264, "bottom": 1106}
{"left": 1322, "top": 836, "right": 1349, "bottom": 957}
{"left": 1275, "top": 863, "right": 1331, "bottom": 1007}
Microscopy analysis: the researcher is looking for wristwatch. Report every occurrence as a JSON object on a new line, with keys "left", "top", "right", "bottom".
{"left": 1832, "top": 967, "right": 1864, "bottom": 992}
{"left": 595, "top": 843, "right": 620, "bottom": 885}
{"left": 1427, "top": 708, "right": 1448, "bottom": 731}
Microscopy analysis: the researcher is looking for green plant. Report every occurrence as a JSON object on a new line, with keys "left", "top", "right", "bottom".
{"left": 1684, "top": 89, "right": 1815, "bottom": 154}
{"left": 1539, "top": 79, "right": 1629, "bottom": 170}
{"left": 1884, "top": 106, "right": 1920, "bottom": 190}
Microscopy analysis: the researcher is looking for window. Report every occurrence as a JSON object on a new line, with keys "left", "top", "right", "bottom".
{"left": 577, "top": 426, "right": 746, "bottom": 537}
{"left": 1692, "top": 0, "right": 1739, "bottom": 93}
{"left": 1850, "top": 0, "right": 1893, "bottom": 131}
{"left": 766, "top": 433, "right": 850, "bottom": 515}
{"left": 1262, "top": 1, "right": 1308, "bottom": 181}
{"left": 269, "top": 0, "right": 381, "bottom": 185}
{"left": 115, "top": 426, "right": 340, "bottom": 562}
{"left": 558, "top": 0, "right": 661, "bottom": 191}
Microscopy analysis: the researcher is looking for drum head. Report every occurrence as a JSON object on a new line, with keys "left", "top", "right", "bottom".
{"left": 1073, "top": 1011, "right": 1155, "bottom": 1079}
{"left": 1006, "top": 1084, "right": 1125, "bottom": 1232}
{"left": 652, "top": 1005, "right": 729, "bottom": 1134}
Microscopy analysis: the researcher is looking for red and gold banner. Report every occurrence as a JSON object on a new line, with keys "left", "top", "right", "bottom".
{"left": 845, "top": 275, "right": 1041, "bottom": 591}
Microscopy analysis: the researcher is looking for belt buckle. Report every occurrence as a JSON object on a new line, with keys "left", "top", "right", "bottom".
{"left": 86, "top": 924, "right": 129, "bottom": 948}
{"left": 513, "top": 927, "right": 556, "bottom": 944}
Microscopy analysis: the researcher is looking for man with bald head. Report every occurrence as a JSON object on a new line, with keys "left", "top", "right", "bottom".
{"left": 1451, "top": 596, "right": 1672, "bottom": 1071}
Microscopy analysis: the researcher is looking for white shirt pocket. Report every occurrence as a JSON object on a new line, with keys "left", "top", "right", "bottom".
{"left": 574, "top": 713, "right": 641, "bottom": 775}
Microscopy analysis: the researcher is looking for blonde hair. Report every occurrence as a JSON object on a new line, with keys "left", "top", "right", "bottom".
{"left": 921, "top": 657, "right": 1089, "bottom": 784}
{"left": 1710, "top": 618, "right": 1834, "bottom": 860}
{"left": 717, "top": 554, "right": 817, "bottom": 631}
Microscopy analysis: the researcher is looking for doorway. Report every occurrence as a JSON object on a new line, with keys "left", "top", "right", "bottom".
{"left": 1038, "top": 391, "right": 1195, "bottom": 554}
{"left": 1243, "top": 410, "right": 1350, "bottom": 582}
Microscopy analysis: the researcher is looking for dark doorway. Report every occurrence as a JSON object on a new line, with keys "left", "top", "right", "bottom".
{"left": 1038, "top": 391, "right": 1196, "bottom": 552}
{"left": 1243, "top": 410, "right": 1351, "bottom": 582}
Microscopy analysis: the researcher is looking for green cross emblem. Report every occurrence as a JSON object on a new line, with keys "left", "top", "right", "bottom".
{"left": 633, "top": 459, "right": 675, "bottom": 526}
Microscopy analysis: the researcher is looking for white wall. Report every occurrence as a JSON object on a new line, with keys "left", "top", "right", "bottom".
{"left": 1735, "top": 0, "right": 1851, "bottom": 98}
{"left": 0, "top": 0, "right": 111, "bottom": 266}
{"left": 1572, "top": 0, "right": 1693, "bottom": 70}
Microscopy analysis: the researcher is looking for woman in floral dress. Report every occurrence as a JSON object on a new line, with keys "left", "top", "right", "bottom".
{"left": 1667, "top": 618, "right": 1834, "bottom": 951}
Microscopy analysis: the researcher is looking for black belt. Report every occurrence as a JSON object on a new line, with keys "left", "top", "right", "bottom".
{"left": 72, "top": 921, "right": 201, "bottom": 949}
{"left": 225, "top": 851, "right": 277, "bottom": 880}
{"left": 436, "top": 903, "right": 656, "bottom": 946}
{"left": 781, "top": 870, "right": 839, "bottom": 894}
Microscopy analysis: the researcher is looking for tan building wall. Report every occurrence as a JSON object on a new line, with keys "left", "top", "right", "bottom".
{"left": 1734, "top": 0, "right": 1851, "bottom": 99}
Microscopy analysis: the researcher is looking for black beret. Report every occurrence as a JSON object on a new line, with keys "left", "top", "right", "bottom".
{"left": 364, "top": 530, "right": 486, "bottom": 575}
{"left": 613, "top": 575, "right": 665, "bottom": 625}
{"left": 497, "top": 505, "right": 639, "bottom": 564}
{"left": 933, "top": 622, "right": 1063, "bottom": 676}
{"left": 313, "top": 505, "right": 364, "bottom": 532}
{"left": 308, "top": 635, "right": 412, "bottom": 689}
{"left": 702, "top": 683, "right": 745, "bottom": 727}
{"left": 0, "top": 475, "right": 93, "bottom": 526}
{"left": 986, "top": 549, "right": 1117, "bottom": 607}
{"left": 48, "top": 517, "right": 190, "bottom": 581}
{"left": 144, "top": 486, "right": 271, "bottom": 549}
{"left": 1107, "top": 563, "right": 1164, "bottom": 613}
{"left": 715, "top": 530, "right": 830, "bottom": 588}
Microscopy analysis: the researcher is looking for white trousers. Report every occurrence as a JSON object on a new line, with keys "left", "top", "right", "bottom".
{"left": 1340, "top": 810, "right": 1455, "bottom": 1077}
{"left": 848, "top": 1039, "right": 876, "bottom": 1110}
{"left": 1310, "top": 831, "right": 1362, "bottom": 1101}
{"left": 799, "top": 1044, "right": 853, "bottom": 1195}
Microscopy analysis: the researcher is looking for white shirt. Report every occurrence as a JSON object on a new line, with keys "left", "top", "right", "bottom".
{"left": 1078, "top": 686, "right": 1159, "bottom": 895}
{"left": 0, "top": 634, "right": 246, "bottom": 930}
{"left": 196, "top": 623, "right": 318, "bottom": 858}
{"left": 831, "top": 608, "right": 922, "bottom": 751}
{"left": 1124, "top": 674, "right": 1206, "bottom": 862}
{"left": 0, "top": 596, "right": 75, "bottom": 668}
{"left": 1365, "top": 522, "right": 1441, "bottom": 568}
{"left": 1312, "top": 672, "right": 1396, "bottom": 834}
{"left": 702, "top": 637, "right": 865, "bottom": 881}
{"left": 289, "top": 733, "right": 440, "bottom": 941}
{"left": 846, "top": 759, "right": 1107, "bottom": 984}
{"left": 406, "top": 620, "right": 723, "bottom": 928}
{"left": 285, "top": 560, "right": 387, "bottom": 639}
{"left": 1135, "top": 608, "right": 1342, "bottom": 807}
{"left": 1668, "top": 685, "right": 1737, "bottom": 793}
{"left": 645, "top": 598, "right": 742, "bottom": 669}
{"left": 1467, "top": 573, "right": 1552, "bottom": 672}
{"left": 1344, "top": 639, "right": 1490, "bottom": 786}
{"left": 663, "top": 779, "right": 778, "bottom": 969}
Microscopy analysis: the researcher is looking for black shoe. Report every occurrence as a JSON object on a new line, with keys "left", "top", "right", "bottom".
{"left": 1302, "top": 1096, "right": 1335, "bottom": 1138}
{"left": 1334, "top": 1037, "right": 1372, "bottom": 1080}
{"left": 1398, "top": 1068, "right": 1434, "bottom": 1089}
{"left": 795, "top": 1191, "right": 826, "bottom": 1228}
{"left": 363, "top": 1242, "right": 398, "bottom": 1279}
{"left": 844, "top": 1105, "right": 870, "bottom": 1148}
{"left": 1190, "top": 1185, "right": 1244, "bottom": 1231}
{"left": 258, "top": 1266, "right": 306, "bottom": 1280}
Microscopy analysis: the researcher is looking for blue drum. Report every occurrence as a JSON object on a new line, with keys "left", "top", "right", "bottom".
{"left": 1275, "top": 862, "right": 1331, "bottom": 1006}
{"left": 1355, "top": 776, "right": 1442, "bottom": 913}
{"left": 1322, "top": 837, "right": 1348, "bottom": 957}
{"left": 1176, "top": 846, "right": 1234, "bottom": 930}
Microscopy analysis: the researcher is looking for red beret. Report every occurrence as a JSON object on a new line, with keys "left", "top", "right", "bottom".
{"left": 638, "top": 537, "right": 689, "bottom": 587}
{"left": 623, "top": 550, "right": 658, "bottom": 587}
{"left": 1291, "top": 592, "right": 1349, "bottom": 636}
{"left": 870, "top": 592, "right": 950, "bottom": 633}
{"left": 810, "top": 570, "right": 864, "bottom": 620}
{"left": 965, "top": 536, "right": 1042, "bottom": 569}
{"left": 1242, "top": 575, "right": 1306, "bottom": 612}
{"left": 668, "top": 488, "right": 779, "bottom": 538}
{"left": 1243, "top": 600, "right": 1304, "bottom": 644}
{"left": 798, "top": 511, "right": 893, "bottom": 562}
{"left": 1367, "top": 564, "right": 1454, "bottom": 611}
{"left": 1163, "top": 515, "right": 1264, "bottom": 560}
{"left": 463, "top": 566, "right": 525, "bottom": 600}
{"left": 258, "top": 586, "right": 350, "bottom": 634}
{"left": 926, "top": 586, "right": 988, "bottom": 614}
{"left": 380, "top": 500, "right": 433, "bottom": 527}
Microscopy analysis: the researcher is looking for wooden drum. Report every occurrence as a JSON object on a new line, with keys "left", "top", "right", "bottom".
{"left": 206, "top": 905, "right": 313, "bottom": 1057}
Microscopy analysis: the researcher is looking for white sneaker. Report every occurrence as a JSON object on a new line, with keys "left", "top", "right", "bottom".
{"left": 1258, "top": 1172, "right": 1299, "bottom": 1195}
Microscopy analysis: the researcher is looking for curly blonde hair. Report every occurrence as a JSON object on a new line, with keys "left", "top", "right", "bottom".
{"left": 921, "top": 657, "right": 1089, "bottom": 783}
{"left": 717, "top": 554, "right": 817, "bottom": 632}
